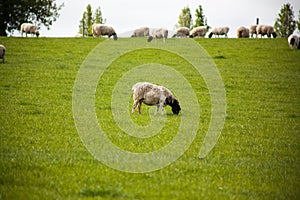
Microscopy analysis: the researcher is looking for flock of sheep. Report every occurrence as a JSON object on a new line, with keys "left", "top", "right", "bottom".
{"left": 90, "top": 23, "right": 299, "bottom": 50}
{"left": 0, "top": 22, "right": 299, "bottom": 64}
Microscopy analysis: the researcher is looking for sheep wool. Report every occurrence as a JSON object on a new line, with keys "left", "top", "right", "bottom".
{"left": 288, "top": 34, "right": 300, "bottom": 49}
{"left": 237, "top": 26, "right": 249, "bottom": 38}
{"left": 20, "top": 23, "right": 39, "bottom": 37}
{"left": 189, "top": 26, "right": 208, "bottom": 38}
{"left": 0, "top": 45, "right": 6, "bottom": 64}
{"left": 131, "top": 27, "right": 150, "bottom": 37}
{"left": 92, "top": 24, "right": 118, "bottom": 40}
{"left": 147, "top": 28, "right": 168, "bottom": 43}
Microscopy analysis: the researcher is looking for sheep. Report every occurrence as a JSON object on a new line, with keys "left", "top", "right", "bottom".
{"left": 189, "top": 26, "right": 208, "bottom": 38}
{"left": 250, "top": 25, "right": 257, "bottom": 38}
{"left": 147, "top": 28, "right": 168, "bottom": 43}
{"left": 288, "top": 34, "right": 300, "bottom": 49}
{"left": 256, "top": 25, "right": 277, "bottom": 38}
{"left": 131, "top": 82, "right": 181, "bottom": 115}
{"left": 237, "top": 26, "right": 249, "bottom": 38}
{"left": 131, "top": 27, "right": 150, "bottom": 37}
{"left": 172, "top": 27, "right": 190, "bottom": 38}
{"left": 0, "top": 45, "right": 6, "bottom": 64}
{"left": 208, "top": 26, "right": 229, "bottom": 38}
{"left": 92, "top": 24, "right": 118, "bottom": 40}
{"left": 20, "top": 23, "right": 39, "bottom": 37}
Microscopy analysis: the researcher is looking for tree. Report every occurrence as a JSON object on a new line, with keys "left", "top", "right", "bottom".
{"left": 93, "top": 6, "right": 106, "bottom": 24}
{"left": 177, "top": 6, "right": 193, "bottom": 29}
{"left": 0, "top": 0, "right": 64, "bottom": 36}
{"left": 194, "top": 5, "right": 208, "bottom": 28}
{"left": 78, "top": 5, "right": 105, "bottom": 36}
{"left": 274, "top": 3, "right": 296, "bottom": 37}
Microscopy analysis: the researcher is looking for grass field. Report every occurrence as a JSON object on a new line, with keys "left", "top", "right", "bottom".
{"left": 0, "top": 37, "right": 299, "bottom": 199}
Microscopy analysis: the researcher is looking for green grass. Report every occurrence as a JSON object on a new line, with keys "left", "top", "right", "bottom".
{"left": 0, "top": 37, "right": 299, "bottom": 199}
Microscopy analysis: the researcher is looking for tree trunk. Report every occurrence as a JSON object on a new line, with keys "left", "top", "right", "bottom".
{"left": 0, "top": 21, "right": 7, "bottom": 36}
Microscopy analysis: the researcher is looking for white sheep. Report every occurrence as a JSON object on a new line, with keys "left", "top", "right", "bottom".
{"left": 147, "top": 28, "right": 168, "bottom": 43}
{"left": 0, "top": 45, "right": 6, "bottom": 64}
{"left": 131, "top": 27, "right": 150, "bottom": 37}
{"left": 172, "top": 27, "right": 190, "bottom": 38}
{"left": 256, "top": 25, "right": 277, "bottom": 38}
{"left": 132, "top": 82, "right": 181, "bottom": 115}
{"left": 20, "top": 23, "right": 39, "bottom": 37}
{"left": 288, "top": 34, "right": 300, "bottom": 49}
{"left": 189, "top": 26, "right": 208, "bottom": 38}
{"left": 237, "top": 26, "right": 249, "bottom": 38}
{"left": 208, "top": 26, "right": 229, "bottom": 38}
{"left": 250, "top": 25, "right": 257, "bottom": 38}
{"left": 92, "top": 24, "right": 118, "bottom": 40}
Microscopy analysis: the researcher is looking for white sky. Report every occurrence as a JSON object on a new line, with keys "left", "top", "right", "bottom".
{"left": 39, "top": 0, "right": 300, "bottom": 37}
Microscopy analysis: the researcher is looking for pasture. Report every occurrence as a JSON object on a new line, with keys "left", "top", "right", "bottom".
{"left": 0, "top": 37, "right": 299, "bottom": 199}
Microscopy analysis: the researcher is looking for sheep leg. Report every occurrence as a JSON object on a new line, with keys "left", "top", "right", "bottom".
{"left": 137, "top": 102, "right": 142, "bottom": 114}
{"left": 160, "top": 106, "right": 164, "bottom": 115}
{"left": 155, "top": 105, "right": 159, "bottom": 115}
{"left": 132, "top": 99, "right": 138, "bottom": 113}
{"left": 159, "top": 102, "right": 165, "bottom": 115}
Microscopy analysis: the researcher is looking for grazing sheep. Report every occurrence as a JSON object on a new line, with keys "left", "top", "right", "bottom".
{"left": 208, "top": 26, "right": 229, "bottom": 38}
{"left": 0, "top": 45, "right": 6, "bottom": 64}
{"left": 20, "top": 23, "right": 39, "bottom": 37}
{"left": 131, "top": 27, "right": 150, "bottom": 37}
{"left": 256, "top": 25, "right": 277, "bottom": 38}
{"left": 92, "top": 24, "right": 118, "bottom": 40}
{"left": 250, "top": 25, "right": 257, "bottom": 38}
{"left": 288, "top": 34, "right": 300, "bottom": 49}
{"left": 189, "top": 26, "right": 208, "bottom": 38}
{"left": 237, "top": 26, "right": 249, "bottom": 38}
{"left": 132, "top": 82, "right": 181, "bottom": 115}
{"left": 147, "top": 28, "right": 168, "bottom": 43}
{"left": 172, "top": 27, "right": 190, "bottom": 38}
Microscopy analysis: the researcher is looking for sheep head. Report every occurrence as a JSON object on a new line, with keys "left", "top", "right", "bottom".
{"left": 147, "top": 36, "right": 154, "bottom": 42}
{"left": 166, "top": 97, "right": 181, "bottom": 115}
{"left": 112, "top": 33, "right": 118, "bottom": 40}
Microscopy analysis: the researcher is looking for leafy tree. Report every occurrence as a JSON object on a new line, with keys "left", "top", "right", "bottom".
{"left": 177, "top": 6, "right": 193, "bottom": 29}
{"left": 93, "top": 6, "right": 106, "bottom": 24}
{"left": 78, "top": 4, "right": 105, "bottom": 36}
{"left": 79, "top": 4, "right": 93, "bottom": 36}
{"left": 0, "top": 0, "right": 64, "bottom": 36}
{"left": 194, "top": 5, "right": 208, "bottom": 28}
{"left": 274, "top": 3, "right": 296, "bottom": 37}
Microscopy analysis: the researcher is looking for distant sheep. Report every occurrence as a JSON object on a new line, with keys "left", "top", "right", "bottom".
{"left": 132, "top": 82, "right": 181, "bottom": 115}
{"left": 208, "top": 26, "right": 229, "bottom": 38}
{"left": 250, "top": 25, "right": 257, "bottom": 38}
{"left": 0, "top": 45, "right": 6, "bottom": 64}
{"left": 288, "top": 34, "right": 300, "bottom": 49}
{"left": 189, "top": 26, "right": 208, "bottom": 38}
{"left": 20, "top": 23, "right": 39, "bottom": 37}
{"left": 147, "top": 28, "right": 168, "bottom": 43}
{"left": 131, "top": 27, "right": 150, "bottom": 37}
{"left": 256, "top": 25, "right": 277, "bottom": 38}
{"left": 92, "top": 24, "right": 118, "bottom": 40}
{"left": 172, "top": 27, "right": 190, "bottom": 38}
{"left": 237, "top": 26, "right": 249, "bottom": 38}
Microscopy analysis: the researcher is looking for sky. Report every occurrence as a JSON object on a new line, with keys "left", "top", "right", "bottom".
{"left": 39, "top": 0, "right": 300, "bottom": 37}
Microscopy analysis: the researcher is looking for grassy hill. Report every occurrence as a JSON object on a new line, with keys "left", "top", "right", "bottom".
{"left": 0, "top": 37, "right": 299, "bottom": 199}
